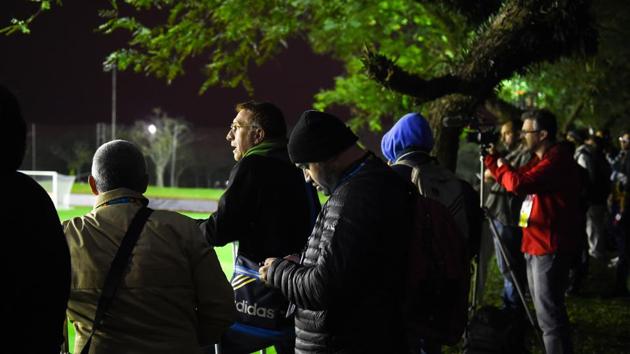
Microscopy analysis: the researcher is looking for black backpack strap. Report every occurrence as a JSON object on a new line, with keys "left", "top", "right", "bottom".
{"left": 80, "top": 206, "right": 153, "bottom": 354}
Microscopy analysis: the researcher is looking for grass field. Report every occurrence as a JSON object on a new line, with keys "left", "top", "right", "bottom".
{"left": 473, "top": 258, "right": 630, "bottom": 354}
{"left": 58, "top": 207, "right": 629, "bottom": 353}
{"left": 71, "top": 183, "right": 226, "bottom": 200}
{"left": 70, "top": 183, "right": 329, "bottom": 204}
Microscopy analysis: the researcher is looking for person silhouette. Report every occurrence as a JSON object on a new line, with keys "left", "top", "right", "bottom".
{"left": 1, "top": 84, "right": 71, "bottom": 354}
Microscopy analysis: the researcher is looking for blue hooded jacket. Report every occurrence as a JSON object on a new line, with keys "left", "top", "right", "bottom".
{"left": 381, "top": 112, "right": 434, "bottom": 162}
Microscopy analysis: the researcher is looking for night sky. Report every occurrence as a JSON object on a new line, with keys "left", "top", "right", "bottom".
{"left": 1, "top": 0, "right": 343, "bottom": 129}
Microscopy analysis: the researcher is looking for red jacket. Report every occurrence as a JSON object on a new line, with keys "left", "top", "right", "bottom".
{"left": 485, "top": 144, "right": 581, "bottom": 255}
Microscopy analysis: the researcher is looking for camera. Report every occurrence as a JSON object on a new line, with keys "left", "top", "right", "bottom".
{"left": 465, "top": 128, "right": 500, "bottom": 146}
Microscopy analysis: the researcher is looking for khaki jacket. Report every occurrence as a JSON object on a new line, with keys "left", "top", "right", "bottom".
{"left": 64, "top": 188, "right": 235, "bottom": 354}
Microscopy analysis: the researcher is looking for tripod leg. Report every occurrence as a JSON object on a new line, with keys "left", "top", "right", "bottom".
{"left": 487, "top": 213, "right": 545, "bottom": 351}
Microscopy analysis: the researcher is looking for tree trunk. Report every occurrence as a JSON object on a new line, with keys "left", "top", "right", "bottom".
{"left": 155, "top": 164, "right": 166, "bottom": 187}
{"left": 426, "top": 95, "right": 476, "bottom": 171}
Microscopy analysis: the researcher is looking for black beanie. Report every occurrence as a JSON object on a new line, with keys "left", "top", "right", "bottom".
{"left": 289, "top": 110, "right": 358, "bottom": 163}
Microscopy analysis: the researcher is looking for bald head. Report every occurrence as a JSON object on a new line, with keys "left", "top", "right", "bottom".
{"left": 91, "top": 140, "right": 148, "bottom": 193}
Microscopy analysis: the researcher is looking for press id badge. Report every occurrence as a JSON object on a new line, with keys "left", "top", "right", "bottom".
{"left": 519, "top": 194, "right": 535, "bottom": 228}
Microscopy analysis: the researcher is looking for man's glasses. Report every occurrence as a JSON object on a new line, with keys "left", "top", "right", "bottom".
{"left": 229, "top": 123, "right": 258, "bottom": 132}
{"left": 520, "top": 129, "right": 540, "bottom": 135}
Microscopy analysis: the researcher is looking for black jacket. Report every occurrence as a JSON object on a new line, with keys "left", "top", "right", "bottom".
{"left": 267, "top": 154, "right": 411, "bottom": 353}
{"left": 200, "top": 147, "right": 318, "bottom": 263}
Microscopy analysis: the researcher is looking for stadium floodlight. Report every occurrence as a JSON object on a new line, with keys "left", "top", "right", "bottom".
{"left": 18, "top": 170, "right": 76, "bottom": 210}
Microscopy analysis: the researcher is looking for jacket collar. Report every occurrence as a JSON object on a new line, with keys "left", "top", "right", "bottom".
{"left": 94, "top": 188, "right": 149, "bottom": 209}
{"left": 395, "top": 149, "right": 434, "bottom": 165}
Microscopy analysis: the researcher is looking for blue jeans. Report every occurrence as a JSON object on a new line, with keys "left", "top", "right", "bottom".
{"left": 525, "top": 253, "right": 573, "bottom": 354}
{"left": 491, "top": 219, "right": 526, "bottom": 311}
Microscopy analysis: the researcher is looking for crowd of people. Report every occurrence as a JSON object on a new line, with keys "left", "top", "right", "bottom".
{"left": 3, "top": 81, "right": 629, "bottom": 354}
{"left": 564, "top": 126, "right": 630, "bottom": 297}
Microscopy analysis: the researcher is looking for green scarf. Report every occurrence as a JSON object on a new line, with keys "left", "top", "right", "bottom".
{"left": 242, "top": 139, "right": 287, "bottom": 158}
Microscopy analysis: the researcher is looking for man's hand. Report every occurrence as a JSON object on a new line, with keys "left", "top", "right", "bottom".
{"left": 259, "top": 257, "right": 278, "bottom": 283}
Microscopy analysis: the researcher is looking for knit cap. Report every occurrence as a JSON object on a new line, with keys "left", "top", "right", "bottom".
{"left": 288, "top": 110, "right": 358, "bottom": 163}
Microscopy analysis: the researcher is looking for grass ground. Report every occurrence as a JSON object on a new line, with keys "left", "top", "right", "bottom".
{"left": 58, "top": 207, "right": 629, "bottom": 353}
{"left": 71, "top": 183, "right": 226, "bottom": 200}
{"left": 460, "top": 254, "right": 630, "bottom": 354}
{"left": 70, "top": 183, "right": 329, "bottom": 204}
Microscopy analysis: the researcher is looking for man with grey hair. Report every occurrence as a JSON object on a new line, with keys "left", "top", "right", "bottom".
{"left": 64, "top": 139, "right": 235, "bottom": 354}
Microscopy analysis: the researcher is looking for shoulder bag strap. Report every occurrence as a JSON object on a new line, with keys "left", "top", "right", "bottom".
{"left": 395, "top": 159, "right": 424, "bottom": 195}
{"left": 80, "top": 206, "right": 154, "bottom": 354}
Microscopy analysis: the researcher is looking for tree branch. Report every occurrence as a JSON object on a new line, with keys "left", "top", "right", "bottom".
{"left": 417, "top": 0, "right": 503, "bottom": 25}
{"left": 562, "top": 100, "right": 585, "bottom": 134}
{"left": 362, "top": 49, "right": 475, "bottom": 102}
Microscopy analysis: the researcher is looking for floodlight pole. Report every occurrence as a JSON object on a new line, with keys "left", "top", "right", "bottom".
{"left": 111, "top": 64, "right": 117, "bottom": 140}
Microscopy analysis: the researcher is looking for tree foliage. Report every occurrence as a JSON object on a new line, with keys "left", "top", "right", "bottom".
{"left": 497, "top": 0, "right": 630, "bottom": 135}
{"left": 95, "top": 0, "right": 470, "bottom": 131}
{"left": 0, "top": 0, "right": 59, "bottom": 35}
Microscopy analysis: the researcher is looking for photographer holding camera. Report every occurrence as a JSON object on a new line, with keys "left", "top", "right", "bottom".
{"left": 483, "top": 119, "right": 531, "bottom": 314}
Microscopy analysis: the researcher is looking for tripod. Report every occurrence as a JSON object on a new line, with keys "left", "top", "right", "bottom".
{"left": 470, "top": 143, "right": 544, "bottom": 350}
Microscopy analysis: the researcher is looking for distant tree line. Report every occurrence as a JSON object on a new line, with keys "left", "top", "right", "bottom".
{"left": 21, "top": 109, "right": 234, "bottom": 188}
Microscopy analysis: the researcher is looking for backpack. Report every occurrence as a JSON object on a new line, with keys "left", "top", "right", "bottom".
{"left": 463, "top": 306, "right": 528, "bottom": 354}
{"left": 403, "top": 190, "right": 471, "bottom": 346}
{"left": 396, "top": 157, "right": 481, "bottom": 257}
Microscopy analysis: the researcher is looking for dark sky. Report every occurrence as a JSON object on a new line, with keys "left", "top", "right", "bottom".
{"left": 1, "top": 0, "right": 343, "bottom": 128}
